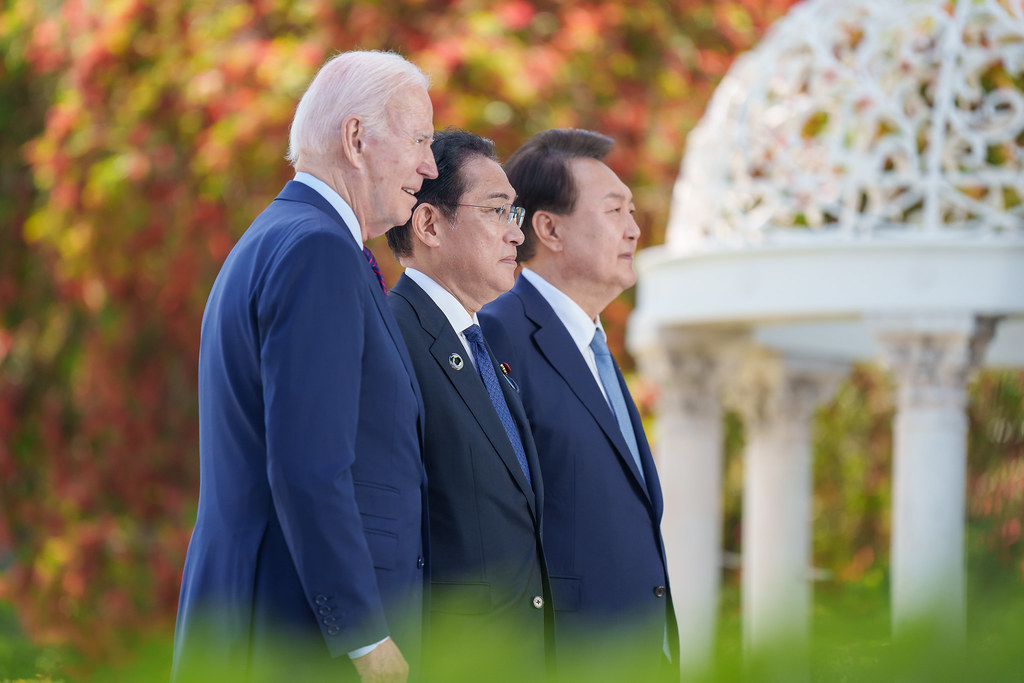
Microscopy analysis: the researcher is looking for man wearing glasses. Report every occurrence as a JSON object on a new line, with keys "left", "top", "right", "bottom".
{"left": 385, "top": 129, "right": 551, "bottom": 679}
{"left": 480, "top": 128, "right": 678, "bottom": 679}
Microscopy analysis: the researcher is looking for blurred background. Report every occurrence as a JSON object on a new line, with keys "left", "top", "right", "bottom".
{"left": 1, "top": 0, "right": 1021, "bottom": 680}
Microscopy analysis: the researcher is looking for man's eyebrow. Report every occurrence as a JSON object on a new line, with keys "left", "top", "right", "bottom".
{"left": 482, "top": 190, "right": 514, "bottom": 201}
{"left": 602, "top": 191, "right": 633, "bottom": 202}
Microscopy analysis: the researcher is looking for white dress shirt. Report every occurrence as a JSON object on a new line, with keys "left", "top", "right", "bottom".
{"left": 519, "top": 268, "right": 610, "bottom": 403}
{"left": 292, "top": 172, "right": 363, "bottom": 248}
{"left": 404, "top": 268, "right": 482, "bottom": 368}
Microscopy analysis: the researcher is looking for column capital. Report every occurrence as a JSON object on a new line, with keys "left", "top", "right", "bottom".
{"left": 871, "top": 313, "right": 999, "bottom": 411}
{"left": 635, "top": 327, "right": 746, "bottom": 419}
{"left": 725, "top": 347, "right": 847, "bottom": 430}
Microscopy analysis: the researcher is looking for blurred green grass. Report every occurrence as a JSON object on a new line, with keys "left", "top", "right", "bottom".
{"left": 3, "top": 572, "right": 1022, "bottom": 682}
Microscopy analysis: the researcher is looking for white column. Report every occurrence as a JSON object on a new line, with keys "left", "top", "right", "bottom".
{"left": 636, "top": 328, "right": 738, "bottom": 675}
{"left": 726, "top": 350, "right": 845, "bottom": 654}
{"left": 873, "top": 314, "right": 997, "bottom": 642}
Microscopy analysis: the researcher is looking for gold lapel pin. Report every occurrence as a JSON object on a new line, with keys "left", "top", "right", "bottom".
{"left": 449, "top": 353, "right": 464, "bottom": 371}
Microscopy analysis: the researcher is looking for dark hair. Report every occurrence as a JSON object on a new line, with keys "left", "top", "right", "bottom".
{"left": 502, "top": 128, "right": 614, "bottom": 263}
{"left": 386, "top": 128, "right": 497, "bottom": 259}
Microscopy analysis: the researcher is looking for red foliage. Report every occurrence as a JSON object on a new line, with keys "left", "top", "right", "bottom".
{"left": 0, "top": 0, "right": 800, "bottom": 671}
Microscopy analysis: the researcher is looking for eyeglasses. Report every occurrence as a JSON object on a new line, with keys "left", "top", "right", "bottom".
{"left": 455, "top": 203, "right": 526, "bottom": 228}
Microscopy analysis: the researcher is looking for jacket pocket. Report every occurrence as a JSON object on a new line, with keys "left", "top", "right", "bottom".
{"left": 363, "top": 528, "right": 398, "bottom": 570}
{"left": 354, "top": 481, "right": 400, "bottom": 521}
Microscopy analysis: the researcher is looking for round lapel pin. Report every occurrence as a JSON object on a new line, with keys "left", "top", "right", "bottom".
{"left": 449, "top": 353, "right": 464, "bottom": 371}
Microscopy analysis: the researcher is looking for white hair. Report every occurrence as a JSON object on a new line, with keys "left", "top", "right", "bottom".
{"left": 286, "top": 50, "right": 430, "bottom": 166}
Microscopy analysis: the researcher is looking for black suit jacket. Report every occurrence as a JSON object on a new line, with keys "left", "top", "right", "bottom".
{"left": 389, "top": 274, "right": 551, "bottom": 678}
{"left": 481, "top": 275, "right": 678, "bottom": 675}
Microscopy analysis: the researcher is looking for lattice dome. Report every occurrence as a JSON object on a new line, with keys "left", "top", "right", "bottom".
{"left": 666, "top": 0, "right": 1024, "bottom": 252}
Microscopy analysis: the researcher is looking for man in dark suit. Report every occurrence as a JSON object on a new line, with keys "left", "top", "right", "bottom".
{"left": 479, "top": 128, "right": 678, "bottom": 678}
{"left": 173, "top": 51, "right": 437, "bottom": 683}
{"left": 385, "top": 130, "right": 551, "bottom": 679}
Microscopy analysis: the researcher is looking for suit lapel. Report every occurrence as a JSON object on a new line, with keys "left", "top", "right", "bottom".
{"left": 514, "top": 277, "right": 651, "bottom": 503}
{"left": 393, "top": 276, "right": 537, "bottom": 516}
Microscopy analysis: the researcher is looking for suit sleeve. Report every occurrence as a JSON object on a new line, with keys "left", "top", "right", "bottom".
{"left": 257, "top": 230, "right": 389, "bottom": 656}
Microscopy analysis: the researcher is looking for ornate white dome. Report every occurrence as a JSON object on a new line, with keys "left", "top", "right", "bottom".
{"left": 667, "top": 0, "right": 1024, "bottom": 252}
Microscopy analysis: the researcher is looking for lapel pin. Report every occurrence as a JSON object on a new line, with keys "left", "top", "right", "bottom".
{"left": 499, "top": 362, "right": 519, "bottom": 392}
{"left": 449, "top": 353, "right": 464, "bottom": 371}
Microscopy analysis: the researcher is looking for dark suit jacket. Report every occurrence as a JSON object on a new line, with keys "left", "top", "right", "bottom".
{"left": 389, "top": 274, "right": 550, "bottom": 678}
{"left": 173, "top": 181, "right": 427, "bottom": 680}
{"left": 480, "top": 275, "right": 678, "bottom": 670}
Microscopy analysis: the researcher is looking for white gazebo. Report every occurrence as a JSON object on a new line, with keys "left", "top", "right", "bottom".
{"left": 629, "top": 0, "right": 1024, "bottom": 672}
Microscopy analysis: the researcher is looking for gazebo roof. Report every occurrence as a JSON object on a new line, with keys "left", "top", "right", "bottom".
{"left": 666, "top": 0, "right": 1024, "bottom": 253}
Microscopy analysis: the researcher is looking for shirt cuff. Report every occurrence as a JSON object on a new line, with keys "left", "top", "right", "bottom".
{"left": 348, "top": 636, "right": 389, "bottom": 659}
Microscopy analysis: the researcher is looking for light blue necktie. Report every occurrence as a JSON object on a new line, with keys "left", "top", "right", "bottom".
{"left": 463, "top": 324, "right": 532, "bottom": 485}
{"left": 590, "top": 328, "right": 645, "bottom": 485}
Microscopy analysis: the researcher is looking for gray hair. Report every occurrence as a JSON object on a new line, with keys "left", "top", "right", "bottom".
{"left": 286, "top": 50, "right": 430, "bottom": 166}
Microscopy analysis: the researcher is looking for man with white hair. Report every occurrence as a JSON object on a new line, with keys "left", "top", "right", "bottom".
{"left": 173, "top": 51, "right": 437, "bottom": 682}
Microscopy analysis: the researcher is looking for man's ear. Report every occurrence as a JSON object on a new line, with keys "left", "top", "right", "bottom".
{"left": 411, "top": 203, "right": 444, "bottom": 249}
{"left": 532, "top": 211, "right": 563, "bottom": 253}
{"left": 339, "top": 116, "right": 365, "bottom": 167}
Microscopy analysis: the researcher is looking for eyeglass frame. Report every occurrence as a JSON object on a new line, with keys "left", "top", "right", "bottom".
{"left": 454, "top": 203, "right": 526, "bottom": 229}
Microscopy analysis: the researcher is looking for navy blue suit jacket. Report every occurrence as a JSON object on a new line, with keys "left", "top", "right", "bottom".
{"left": 480, "top": 275, "right": 678, "bottom": 666}
{"left": 173, "top": 181, "right": 427, "bottom": 679}
{"left": 388, "top": 275, "right": 551, "bottom": 677}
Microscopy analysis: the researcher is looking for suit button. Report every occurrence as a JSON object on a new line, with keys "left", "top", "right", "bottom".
{"left": 653, "top": 585, "right": 667, "bottom": 598}
{"left": 315, "top": 595, "right": 329, "bottom": 605}
{"left": 416, "top": 556, "right": 425, "bottom": 569}
{"left": 327, "top": 626, "right": 340, "bottom": 636}
{"left": 318, "top": 605, "right": 331, "bottom": 615}
{"left": 324, "top": 616, "right": 337, "bottom": 625}
{"left": 532, "top": 596, "right": 544, "bottom": 609}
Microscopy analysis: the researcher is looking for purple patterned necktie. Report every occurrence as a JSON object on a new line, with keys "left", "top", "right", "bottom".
{"left": 362, "top": 246, "right": 387, "bottom": 295}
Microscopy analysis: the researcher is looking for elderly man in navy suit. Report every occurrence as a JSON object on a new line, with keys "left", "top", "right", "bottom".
{"left": 480, "top": 128, "right": 678, "bottom": 679}
{"left": 173, "top": 51, "right": 437, "bottom": 683}
{"left": 385, "top": 130, "right": 551, "bottom": 680}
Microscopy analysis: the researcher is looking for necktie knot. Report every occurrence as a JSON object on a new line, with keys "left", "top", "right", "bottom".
{"left": 590, "top": 328, "right": 612, "bottom": 357}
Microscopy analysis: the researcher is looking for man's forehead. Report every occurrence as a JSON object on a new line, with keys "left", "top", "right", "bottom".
{"left": 387, "top": 88, "right": 433, "bottom": 127}
{"left": 461, "top": 156, "right": 513, "bottom": 198}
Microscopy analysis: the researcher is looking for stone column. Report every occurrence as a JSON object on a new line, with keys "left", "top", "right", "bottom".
{"left": 636, "top": 328, "right": 740, "bottom": 675}
{"left": 726, "top": 349, "right": 845, "bottom": 655}
{"left": 873, "top": 314, "right": 997, "bottom": 642}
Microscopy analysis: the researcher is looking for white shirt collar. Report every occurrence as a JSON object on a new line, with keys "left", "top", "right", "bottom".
{"left": 520, "top": 268, "right": 605, "bottom": 351}
{"left": 404, "top": 268, "right": 478, "bottom": 335}
{"left": 293, "top": 172, "right": 363, "bottom": 247}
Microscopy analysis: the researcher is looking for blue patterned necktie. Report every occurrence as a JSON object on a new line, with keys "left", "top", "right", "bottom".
{"left": 590, "top": 328, "right": 645, "bottom": 485}
{"left": 362, "top": 246, "right": 387, "bottom": 295}
{"left": 463, "top": 324, "right": 531, "bottom": 485}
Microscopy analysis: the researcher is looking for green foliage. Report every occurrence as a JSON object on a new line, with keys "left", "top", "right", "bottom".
{"left": 812, "top": 365, "right": 894, "bottom": 585}
{"left": 5, "top": 578, "right": 1024, "bottom": 681}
